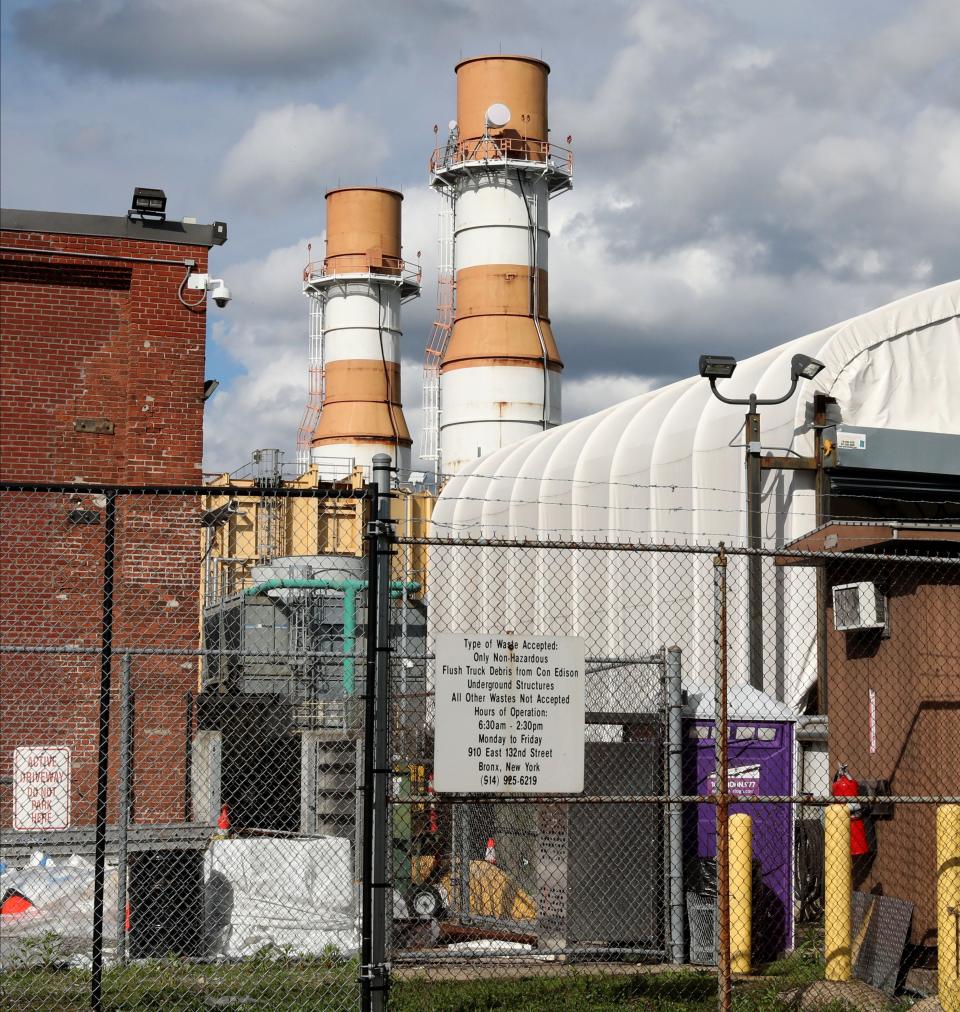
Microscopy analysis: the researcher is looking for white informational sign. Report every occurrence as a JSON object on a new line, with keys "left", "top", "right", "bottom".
{"left": 433, "top": 633, "right": 585, "bottom": 794}
{"left": 13, "top": 746, "right": 71, "bottom": 830}
{"left": 837, "top": 430, "right": 867, "bottom": 451}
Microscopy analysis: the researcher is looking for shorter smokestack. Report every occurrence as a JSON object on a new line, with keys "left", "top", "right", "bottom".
{"left": 304, "top": 187, "right": 420, "bottom": 480}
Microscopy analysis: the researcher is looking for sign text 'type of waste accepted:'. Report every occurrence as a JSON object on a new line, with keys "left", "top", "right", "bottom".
{"left": 433, "top": 633, "right": 584, "bottom": 793}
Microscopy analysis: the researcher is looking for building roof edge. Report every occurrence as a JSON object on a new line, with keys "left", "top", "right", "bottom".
{"left": 0, "top": 208, "right": 227, "bottom": 247}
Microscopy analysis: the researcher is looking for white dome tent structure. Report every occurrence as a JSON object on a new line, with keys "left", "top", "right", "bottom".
{"left": 429, "top": 279, "right": 960, "bottom": 709}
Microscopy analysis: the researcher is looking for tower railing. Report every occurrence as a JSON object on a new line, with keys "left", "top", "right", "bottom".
{"left": 303, "top": 254, "right": 422, "bottom": 290}
{"left": 430, "top": 135, "right": 573, "bottom": 180}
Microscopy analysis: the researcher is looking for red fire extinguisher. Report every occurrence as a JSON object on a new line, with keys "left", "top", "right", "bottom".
{"left": 832, "top": 763, "right": 870, "bottom": 856}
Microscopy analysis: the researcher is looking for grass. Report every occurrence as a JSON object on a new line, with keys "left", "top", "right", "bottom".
{"left": 393, "top": 971, "right": 718, "bottom": 1011}
{"left": 3, "top": 965, "right": 719, "bottom": 1012}
{"left": 0, "top": 931, "right": 915, "bottom": 1011}
{"left": 1, "top": 954, "right": 360, "bottom": 1011}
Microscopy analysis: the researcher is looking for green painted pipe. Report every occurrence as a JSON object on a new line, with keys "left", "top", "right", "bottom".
{"left": 242, "top": 577, "right": 421, "bottom": 695}
{"left": 343, "top": 584, "right": 357, "bottom": 695}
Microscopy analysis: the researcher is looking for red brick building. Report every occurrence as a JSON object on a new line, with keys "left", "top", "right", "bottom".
{"left": 0, "top": 205, "right": 228, "bottom": 828}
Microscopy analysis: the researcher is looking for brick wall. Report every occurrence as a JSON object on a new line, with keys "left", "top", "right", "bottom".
{"left": 0, "top": 228, "right": 215, "bottom": 828}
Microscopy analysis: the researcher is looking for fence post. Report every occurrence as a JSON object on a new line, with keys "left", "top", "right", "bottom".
{"left": 116, "top": 655, "right": 133, "bottom": 963}
{"left": 665, "top": 646, "right": 685, "bottom": 963}
{"left": 937, "top": 804, "right": 960, "bottom": 1012}
{"left": 729, "top": 813, "right": 752, "bottom": 975}
{"left": 184, "top": 691, "right": 193, "bottom": 821}
{"left": 360, "top": 454, "right": 394, "bottom": 1012}
{"left": 91, "top": 489, "right": 117, "bottom": 1012}
{"left": 361, "top": 480, "right": 378, "bottom": 1012}
{"left": 713, "top": 545, "right": 731, "bottom": 1011}
{"left": 824, "top": 804, "right": 852, "bottom": 980}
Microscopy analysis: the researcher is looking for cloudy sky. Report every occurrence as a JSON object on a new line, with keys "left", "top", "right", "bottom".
{"left": 2, "top": 0, "right": 957, "bottom": 475}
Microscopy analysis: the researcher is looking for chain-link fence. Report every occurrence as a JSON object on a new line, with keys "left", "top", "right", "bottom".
{"left": 1, "top": 480, "right": 386, "bottom": 1011}
{"left": 388, "top": 529, "right": 960, "bottom": 1012}
{"left": 2, "top": 475, "right": 959, "bottom": 1011}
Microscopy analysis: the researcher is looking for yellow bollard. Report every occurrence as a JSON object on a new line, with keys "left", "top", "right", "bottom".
{"left": 729, "top": 813, "right": 752, "bottom": 974}
{"left": 824, "top": 804, "right": 852, "bottom": 981}
{"left": 938, "top": 804, "right": 960, "bottom": 1012}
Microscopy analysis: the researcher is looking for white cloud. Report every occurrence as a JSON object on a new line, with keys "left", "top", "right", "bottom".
{"left": 220, "top": 104, "right": 388, "bottom": 205}
{"left": 12, "top": 0, "right": 948, "bottom": 469}
{"left": 12, "top": 0, "right": 464, "bottom": 82}
{"left": 203, "top": 350, "right": 305, "bottom": 474}
{"left": 203, "top": 235, "right": 321, "bottom": 471}
{"left": 563, "top": 373, "right": 658, "bottom": 420}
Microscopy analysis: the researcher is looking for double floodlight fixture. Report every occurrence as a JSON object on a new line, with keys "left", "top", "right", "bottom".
{"left": 129, "top": 187, "right": 167, "bottom": 220}
{"left": 699, "top": 351, "right": 825, "bottom": 408}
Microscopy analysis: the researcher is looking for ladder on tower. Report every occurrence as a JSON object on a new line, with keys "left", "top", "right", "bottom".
{"left": 296, "top": 292, "right": 325, "bottom": 471}
{"left": 420, "top": 193, "right": 455, "bottom": 465}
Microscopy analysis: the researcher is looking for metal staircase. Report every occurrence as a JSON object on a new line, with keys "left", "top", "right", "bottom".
{"left": 296, "top": 289, "right": 325, "bottom": 470}
{"left": 419, "top": 192, "right": 455, "bottom": 466}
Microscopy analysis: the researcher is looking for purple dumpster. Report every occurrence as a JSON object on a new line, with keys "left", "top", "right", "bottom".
{"left": 683, "top": 687, "right": 796, "bottom": 963}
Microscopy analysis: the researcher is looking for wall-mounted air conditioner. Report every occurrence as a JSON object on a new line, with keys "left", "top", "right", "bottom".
{"left": 832, "top": 582, "right": 886, "bottom": 631}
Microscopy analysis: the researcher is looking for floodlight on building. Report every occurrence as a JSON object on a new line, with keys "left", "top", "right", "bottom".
{"left": 68, "top": 507, "right": 101, "bottom": 525}
{"left": 203, "top": 379, "right": 220, "bottom": 401}
{"left": 129, "top": 187, "right": 167, "bottom": 220}
{"left": 791, "top": 353, "right": 826, "bottom": 382}
{"left": 201, "top": 499, "right": 242, "bottom": 528}
{"left": 698, "top": 354, "right": 737, "bottom": 380}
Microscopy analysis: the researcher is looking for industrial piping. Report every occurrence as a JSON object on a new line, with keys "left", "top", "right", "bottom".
{"left": 304, "top": 188, "right": 420, "bottom": 480}
{"left": 431, "top": 56, "right": 573, "bottom": 476}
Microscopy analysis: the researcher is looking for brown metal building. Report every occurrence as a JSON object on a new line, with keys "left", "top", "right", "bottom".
{"left": 782, "top": 521, "right": 960, "bottom": 944}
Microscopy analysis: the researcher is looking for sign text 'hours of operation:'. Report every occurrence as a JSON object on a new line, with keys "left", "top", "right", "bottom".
{"left": 433, "top": 633, "right": 585, "bottom": 793}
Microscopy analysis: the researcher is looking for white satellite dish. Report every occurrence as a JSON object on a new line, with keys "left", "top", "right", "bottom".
{"left": 485, "top": 103, "right": 511, "bottom": 129}
{"left": 448, "top": 120, "right": 458, "bottom": 133}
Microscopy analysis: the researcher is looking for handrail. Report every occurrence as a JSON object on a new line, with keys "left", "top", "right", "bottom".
{"left": 303, "top": 254, "right": 422, "bottom": 287}
{"left": 430, "top": 136, "right": 573, "bottom": 176}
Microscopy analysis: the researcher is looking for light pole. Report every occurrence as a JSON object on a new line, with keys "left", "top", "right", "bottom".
{"left": 699, "top": 353, "right": 826, "bottom": 691}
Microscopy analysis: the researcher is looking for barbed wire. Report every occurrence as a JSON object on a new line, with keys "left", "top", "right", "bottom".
{"left": 399, "top": 533, "right": 960, "bottom": 564}
{"left": 429, "top": 470, "right": 960, "bottom": 510}
{"left": 424, "top": 497, "right": 958, "bottom": 546}
{"left": 428, "top": 491, "right": 960, "bottom": 523}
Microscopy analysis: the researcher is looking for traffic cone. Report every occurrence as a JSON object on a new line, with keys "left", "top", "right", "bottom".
{"left": 427, "top": 772, "right": 438, "bottom": 835}
{"left": 1, "top": 889, "right": 33, "bottom": 916}
{"left": 213, "top": 804, "right": 231, "bottom": 839}
{"left": 484, "top": 838, "right": 496, "bottom": 864}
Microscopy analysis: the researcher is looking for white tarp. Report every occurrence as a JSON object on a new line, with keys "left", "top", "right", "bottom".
{"left": 0, "top": 854, "right": 117, "bottom": 968}
{"left": 204, "top": 837, "right": 357, "bottom": 958}
{"left": 430, "top": 279, "right": 960, "bottom": 708}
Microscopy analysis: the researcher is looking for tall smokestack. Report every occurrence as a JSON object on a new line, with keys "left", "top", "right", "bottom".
{"left": 423, "top": 55, "right": 573, "bottom": 477}
{"left": 302, "top": 187, "right": 420, "bottom": 480}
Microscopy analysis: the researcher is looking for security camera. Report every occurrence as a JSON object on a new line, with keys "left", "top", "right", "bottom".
{"left": 186, "top": 272, "right": 232, "bottom": 308}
